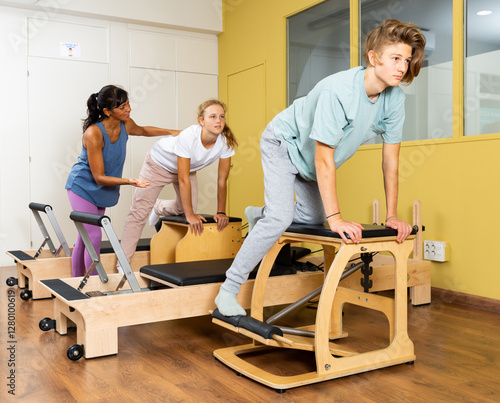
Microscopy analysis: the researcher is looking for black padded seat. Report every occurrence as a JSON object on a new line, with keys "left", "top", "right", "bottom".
{"left": 155, "top": 214, "right": 242, "bottom": 231}
{"left": 158, "top": 214, "right": 242, "bottom": 225}
{"left": 140, "top": 258, "right": 295, "bottom": 287}
{"left": 285, "top": 223, "right": 417, "bottom": 239}
{"left": 141, "top": 259, "right": 234, "bottom": 286}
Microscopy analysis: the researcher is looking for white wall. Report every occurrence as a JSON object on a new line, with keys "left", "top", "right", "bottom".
{"left": 0, "top": 2, "right": 221, "bottom": 266}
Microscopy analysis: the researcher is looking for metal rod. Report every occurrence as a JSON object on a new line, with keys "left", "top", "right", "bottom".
{"left": 279, "top": 326, "right": 315, "bottom": 338}
{"left": 31, "top": 209, "right": 57, "bottom": 255}
{"left": 46, "top": 206, "right": 72, "bottom": 257}
{"left": 101, "top": 217, "right": 142, "bottom": 293}
{"left": 74, "top": 221, "right": 108, "bottom": 285}
{"left": 266, "top": 260, "right": 366, "bottom": 325}
{"left": 267, "top": 286, "right": 322, "bottom": 325}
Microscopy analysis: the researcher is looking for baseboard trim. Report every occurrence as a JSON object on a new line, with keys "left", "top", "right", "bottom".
{"left": 431, "top": 287, "right": 500, "bottom": 313}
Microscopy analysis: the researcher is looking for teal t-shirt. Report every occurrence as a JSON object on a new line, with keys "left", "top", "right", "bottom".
{"left": 272, "top": 66, "right": 405, "bottom": 181}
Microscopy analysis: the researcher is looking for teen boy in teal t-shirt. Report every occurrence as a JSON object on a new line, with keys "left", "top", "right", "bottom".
{"left": 216, "top": 19, "right": 427, "bottom": 316}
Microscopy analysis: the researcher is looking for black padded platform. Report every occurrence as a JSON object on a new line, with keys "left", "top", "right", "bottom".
{"left": 8, "top": 250, "right": 36, "bottom": 261}
{"left": 155, "top": 214, "right": 242, "bottom": 232}
{"left": 140, "top": 258, "right": 294, "bottom": 287}
{"left": 158, "top": 214, "right": 242, "bottom": 225}
{"left": 285, "top": 223, "right": 418, "bottom": 239}
{"left": 100, "top": 238, "right": 150, "bottom": 254}
{"left": 141, "top": 259, "right": 233, "bottom": 286}
{"left": 212, "top": 308, "right": 283, "bottom": 339}
{"left": 40, "top": 279, "right": 90, "bottom": 301}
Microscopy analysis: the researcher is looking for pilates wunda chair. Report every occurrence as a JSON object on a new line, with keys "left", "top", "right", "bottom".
{"left": 338, "top": 199, "right": 430, "bottom": 306}
{"left": 5, "top": 203, "right": 150, "bottom": 300}
{"left": 38, "top": 211, "right": 325, "bottom": 360}
{"left": 212, "top": 220, "right": 420, "bottom": 392}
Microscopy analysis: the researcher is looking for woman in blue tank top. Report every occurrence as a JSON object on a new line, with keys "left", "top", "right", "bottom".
{"left": 66, "top": 85, "right": 179, "bottom": 277}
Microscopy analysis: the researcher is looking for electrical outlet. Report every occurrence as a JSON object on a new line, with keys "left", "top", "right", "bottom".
{"left": 424, "top": 240, "right": 449, "bottom": 262}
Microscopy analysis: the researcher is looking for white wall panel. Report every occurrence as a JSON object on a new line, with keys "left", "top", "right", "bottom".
{"left": 177, "top": 72, "right": 218, "bottom": 128}
{"left": 0, "top": 5, "right": 219, "bottom": 265}
{"left": 177, "top": 36, "right": 218, "bottom": 74}
{"left": 112, "top": 67, "right": 177, "bottom": 240}
{"left": 129, "top": 29, "right": 176, "bottom": 70}
{"left": 27, "top": 57, "right": 109, "bottom": 250}
{"left": 28, "top": 19, "right": 109, "bottom": 62}
{"left": 0, "top": 7, "right": 31, "bottom": 266}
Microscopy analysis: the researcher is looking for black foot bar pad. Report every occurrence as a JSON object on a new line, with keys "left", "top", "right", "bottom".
{"left": 40, "top": 279, "right": 90, "bottom": 301}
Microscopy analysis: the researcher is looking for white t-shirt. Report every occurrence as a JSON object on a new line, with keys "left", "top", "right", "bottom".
{"left": 150, "top": 124, "right": 235, "bottom": 174}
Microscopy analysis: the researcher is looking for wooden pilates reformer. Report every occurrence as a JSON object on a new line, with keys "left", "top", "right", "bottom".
{"left": 212, "top": 223, "right": 419, "bottom": 392}
{"left": 5, "top": 202, "right": 149, "bottom": 300}
{"left": 38, "top": 212, "right": 325, "bottom": 360}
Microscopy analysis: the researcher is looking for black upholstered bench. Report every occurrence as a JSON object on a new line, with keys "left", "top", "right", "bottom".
{"left": 139, "top": 257, "right": 299, "bottom": 288}
{"left": 154, "top": 214, "right": 242, "bottom": 231}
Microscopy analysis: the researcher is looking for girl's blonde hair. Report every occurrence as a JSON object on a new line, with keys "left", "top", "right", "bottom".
{"left": 363, "top": 18, "right": 426, "bottom": 85}
{"left": 198, "top": 99, "right": 238, "bottom": 150}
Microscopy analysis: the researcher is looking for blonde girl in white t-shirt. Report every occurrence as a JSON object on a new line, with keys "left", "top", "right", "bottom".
{"left": 120, "top": 99, "right": 237, "bottom": 263}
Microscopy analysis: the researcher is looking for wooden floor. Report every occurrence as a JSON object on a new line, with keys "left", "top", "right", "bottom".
{"left": 1, "top": 264, "right": 499, "bottom": 402}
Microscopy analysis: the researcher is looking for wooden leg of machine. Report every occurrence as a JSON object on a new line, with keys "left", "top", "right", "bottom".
{"left": 17, "top": 264, "right": 28, "bottom": 289}
{"left": 409, "top": 200, "right": 431, "bottom": 305}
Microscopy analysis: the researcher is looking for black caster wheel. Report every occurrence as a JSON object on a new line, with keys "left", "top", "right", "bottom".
{"left": 39, "top": 317, "right": 56, "bottom": 331}
{"left": 6, "top": 277, "right": 18, "bottom": 287}
{"left": 20, "top": 289, "right": 32, "bottom": 300}
{"left": 406, "top": 361, "right": 415, "bottom": 365}
{"left": 67, "top": 344, "right": 84, "bottom": 361}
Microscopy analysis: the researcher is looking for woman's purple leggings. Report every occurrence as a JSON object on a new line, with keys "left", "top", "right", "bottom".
{"left": 67, "top": 190, "right": 105, "bottom": 277}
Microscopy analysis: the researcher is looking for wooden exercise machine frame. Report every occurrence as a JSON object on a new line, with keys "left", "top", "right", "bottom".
{"left": 42, "top": 270, "right": 324, "bottom": 360}
{"left": 5, "top": 203, "right": 149, "bottom": 300}
{"left": 150, "top": 215, "right": 242, "bottom": 264}
{"left": 213, "top": 228, "right": 417, "bottom": 391}
{"left": 39, "top": 212, "right": 324, "bottom": 360}
{"left": 5, "top": 250, "right": 149, "bottom": 300}
{"left": 338, "top": 199, "right": 430, "bottom": 305}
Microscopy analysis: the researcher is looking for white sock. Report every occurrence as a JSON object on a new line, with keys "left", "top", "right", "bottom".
{"left": 215, "top": 288, "right": 246, "bottom": 316}
{"left": 244, "top": 206, "right": 257, "bottom": 233}
{"left": 149, "top": 209, "right": 159, "bottom": 227}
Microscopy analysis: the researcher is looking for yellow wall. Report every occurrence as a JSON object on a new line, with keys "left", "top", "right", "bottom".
{"left": 218, "top": 0, "right": 500, "bottom": 301}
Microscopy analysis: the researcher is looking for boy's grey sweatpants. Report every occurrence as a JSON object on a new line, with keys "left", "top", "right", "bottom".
{"left": 221, "top": 122, "right": 326, "bottom": 294}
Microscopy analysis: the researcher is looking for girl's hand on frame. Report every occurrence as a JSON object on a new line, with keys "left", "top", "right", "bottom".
{"left": 214, "top": 213, "right": 229, "bottom": 232}
{"left": 129, "top": 178, "right": 150, "bottom": 188}
{"left": 186, "top": 214, "right": 207, "bottom": 236}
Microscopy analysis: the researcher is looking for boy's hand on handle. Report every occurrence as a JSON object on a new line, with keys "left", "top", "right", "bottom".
{"left": 129, "top": 178, "right": 150, "bottom": 188}
{"left": 186, "top": 213, "right": 207, "bottom": 236}
{"left": 327, "top": 215, "right": 364, "bottom": 244}
{"left": 214, "top": 213, "right": 229, "bottom": 232}
{"left": 385, "top": 217, "right": 412, "bottom": 243}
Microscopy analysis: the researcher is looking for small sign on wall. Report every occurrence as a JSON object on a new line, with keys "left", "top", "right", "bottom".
{"left": 60, "top": 42, "right": 81, "bottom": 58}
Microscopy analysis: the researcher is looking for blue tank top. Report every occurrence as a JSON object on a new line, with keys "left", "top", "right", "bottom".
{"left": 65, "top": 121, "right": 128, "bottom": 207}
